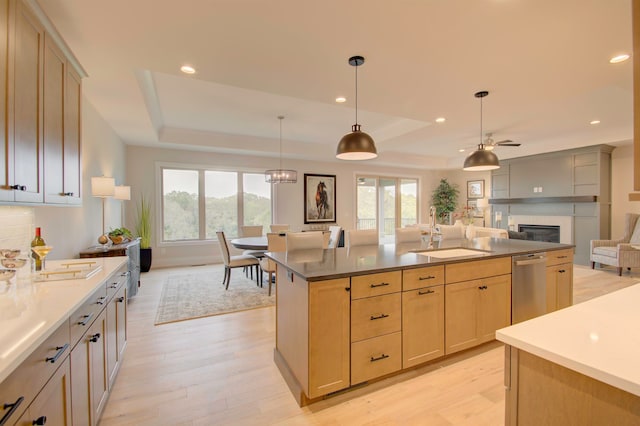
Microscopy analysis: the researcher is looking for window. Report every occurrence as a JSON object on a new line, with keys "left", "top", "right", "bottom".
{"left": 162, "top": 167, "right": 271, "bottom": 242}
{"left": 356, "top": 175, "right": 419, "bottom": 243}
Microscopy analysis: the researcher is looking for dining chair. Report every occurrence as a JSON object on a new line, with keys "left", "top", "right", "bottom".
{"left": 347, "top": 229, "right": 379, "bottom": 247}
{"left": 239, "top": 225, "right": 265, "bottom": 279}
{"left": 327, "top": 225, "right": 342, "bottom": 248}
{"left": 216, "top": 231, "right": 260, "bottom": 290}
{"left": 259, "top": 233, "right": 286, "bottom": 296}
{"left": 395, "top": 227, "right": 422, "bottom": 244}
{"left": 270, "top": 224, "right": 290, "bottom": 233}
{"left": 286, "top": 231, "right": 324, "bottom": 251}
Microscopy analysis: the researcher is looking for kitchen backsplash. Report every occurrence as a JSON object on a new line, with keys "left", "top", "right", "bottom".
{"left": 0, "top": 206, "right": 35, "bottom": 255}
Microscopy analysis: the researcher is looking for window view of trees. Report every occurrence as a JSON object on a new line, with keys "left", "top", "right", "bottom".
{"left": 162, "top": 168, "right": 271, "bottom": 242}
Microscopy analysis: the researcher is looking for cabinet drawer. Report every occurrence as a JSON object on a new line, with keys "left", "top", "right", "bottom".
{"left": 403, "top": 265, "right": 444, "bottom": 291}
{"left": 0, "top": 319, "right": 70, "bottom": 424}
{"left": 351, "top": 271, "right": 401, "bottom": 299}
{"left": 105, "top": 265, "right": 128, "bottom": 300}
{"left": 351, "top": 332, "right": 401, "bottom": 385}
{"left": 351, "top": 293, "right": 401, "bottom": 342}
{"left": 546, "top": 248, "right": 574, "bottom": 266}
{"left": 445, "top": 257, "right": 511, "bottom": 284}
{"left": 70, "top": 285, "right": 107, "bottom": 345}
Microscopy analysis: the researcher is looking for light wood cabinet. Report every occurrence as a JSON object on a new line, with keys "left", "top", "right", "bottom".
{"left": 546, "top": 248, "right": 574, "bottom": 312}
{"left": 3, "top": 0, "right": 44, "bottom": 203}
{"left": 15, "top": 360, "right": 72, "bottom": 426}
{"left": 71, "top": 308, "right": 108, "bottom": 426}
{"left": 445, "top": 274, "right": 511, "bottom": 354}
{"left": 107, "top": 280, "right": 127, "bottom": 388}
{"left": 402, "top": 284, "right": 444, "bottom": 368}
{"left": 307, "top": 278, "right": 351, "bottom": 399}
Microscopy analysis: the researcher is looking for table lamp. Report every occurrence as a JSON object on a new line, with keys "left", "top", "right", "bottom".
{"left": 92, "top": 176, "right": 115, "bottom": 245}
{"left": 114, "top": 185, "right": 131, "bottom": 231}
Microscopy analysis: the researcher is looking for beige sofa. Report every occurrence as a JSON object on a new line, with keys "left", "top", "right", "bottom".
{"left": 436, "top": 223, "right": 508, "bottom": 240}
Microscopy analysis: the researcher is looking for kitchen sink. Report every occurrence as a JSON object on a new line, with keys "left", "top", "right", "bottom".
{"left": 416, "top": 248, "right": 491, "bottom": 259}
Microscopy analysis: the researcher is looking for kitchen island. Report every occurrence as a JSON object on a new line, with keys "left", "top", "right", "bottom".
{"left": 497, "top": 284, "right": 640, "bottom": 425}
{"left": 0, "top": 257, "right": 128, "bottom": 425}
{"left": 267, "top": 237, "right": 574, "bottom": 405}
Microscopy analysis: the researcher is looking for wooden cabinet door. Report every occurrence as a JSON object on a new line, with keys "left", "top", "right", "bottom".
{"left": 115, "top": 285, "right": 127, "bottom": 364}
{"left": 8, "top": 0, "right": 44, "bottom": 203}
{"left": 445, "top": 280, "right": 480, "bottom": 354}
{"left": 107, "top": 284, "right": 127, "bottom": 388}
{"left": 89, "top": 310, "right": 108, "bottom": 422}
{"left": 546, "top": 263, "right": 573, "bottom": 312}
{"left": 545, "top": 266, "right": 558, "bottom": 312}
{"left": 477, "top": 275, "right": 512, "bottom": 343}
{"left": 16, "top": 360, "right": 71, "bottom": 426}
{"left": 71, "top": 329, "right": 91, "bottom": 426}
{"left": 308, "top": 278, "right": 350, "bottom": 398}
{"left": 63, "top": 64, "right": 81, "bottom": 204}
{"left": 402, "top": 285, "right": 444, "bottom": 368}
{"left": 43, "top": 33, "right": 66, "bottom": 204}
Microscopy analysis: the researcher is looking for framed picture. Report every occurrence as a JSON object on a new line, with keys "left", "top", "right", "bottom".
{"left": 467, "top": 199, "right": 483, "bottom": 217}
{"left": 304, "top": 173, "right": 336, "bottom": 223}
{"left": 467, "top": 179, "right": 484, "bottom": 199}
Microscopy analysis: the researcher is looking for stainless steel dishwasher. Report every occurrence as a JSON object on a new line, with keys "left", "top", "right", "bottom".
{"left": 512, "top": 252, "right": 547, "bottom": 324}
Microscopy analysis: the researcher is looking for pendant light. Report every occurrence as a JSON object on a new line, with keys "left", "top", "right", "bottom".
{"left": 265, "top": 115, "right": 297, "bottom": 183}
{"left": 336, "top": 55, "right": 378, "bottom": 160}
{"left": 463, "top": 90, "right": 500, "bottom": 171}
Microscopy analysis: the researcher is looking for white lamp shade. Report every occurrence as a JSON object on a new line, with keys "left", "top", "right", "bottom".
{"left": 114, "top": 185, "right": 131, "bottom": 200}
{"left": 476, "top": 198, "right": 488, "bottom": 209}
{"left": 91, "top": 176, "right": 115, "bottom": 197}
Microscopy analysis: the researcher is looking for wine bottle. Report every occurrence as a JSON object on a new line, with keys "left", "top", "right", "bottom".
{"left": 31, "top": 227, "right": 46, "bottom": 271}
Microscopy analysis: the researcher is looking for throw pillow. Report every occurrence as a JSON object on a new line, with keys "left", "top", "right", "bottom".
{"left": 629, "top": 219, "right": 640, "bottom": 244}
{"left": 508, "top": 230, "right": 529, "bottom": 240}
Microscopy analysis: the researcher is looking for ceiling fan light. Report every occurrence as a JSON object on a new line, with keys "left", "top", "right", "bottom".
{"left": 336, "top": 124, "right": 378, "bottom": 160}
{"left": 463, "top": 147, "right": 500, "bottom": 171}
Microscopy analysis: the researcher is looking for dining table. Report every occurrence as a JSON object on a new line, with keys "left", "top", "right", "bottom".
{"left": 229, "top": 236, "right": 268, "bottom": 251}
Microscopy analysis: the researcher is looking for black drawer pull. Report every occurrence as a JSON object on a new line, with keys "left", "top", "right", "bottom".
{"left": 45, "top": 343, "right": 69, "bottom": 364}
{"left": 120, "top": 271, "right": 130, "bottom": 277}
{"left": 109, "top": 283, "right": 118, "bottom": 289}
{"left": 370, "top": 313, "right": 389, "bottom": 321}
{"left": 9, "top": 184, "right": 26, "bottom": 191}
{"left": 370, "top": 282, "right": 390, "bottom": 288}
{"left": 1, "top": 396, "right": 24, "bottom": 426}
{"left": 96, "top": 296, "right": 106, "bottom": 305}
{"left": 345, "top": 287, "right": 350, "bottom": 292}
{"left": 559, "top": 269, "right": 566, "bottom": 273}
{"left": 32, "top": 416, "right": 46, "bottom": 425}
{"left": 62, "top": 192, "right": 74, "bottom": 196}
{"left": 418, "top": 289, "right": 435, "bottom": 295}
{"left": 78, "top": 312, "right": 94, "bottom": 326}
{"left": 370, "top": 354, "right": 389, "bottom": 362}
{"left": 557, "top": 255, "right": 568, "bottom": 259}
{"left": 116, "top": 296, "right": 125, "bottom": 303}
{"left": 478, "top": 285, "right": 488, "bottom": 290}
{"left": 89, "top": 333, "right": 101, "bottom": 343}
{"left": 418, "top": 275, "right": 436, "bottom": 281}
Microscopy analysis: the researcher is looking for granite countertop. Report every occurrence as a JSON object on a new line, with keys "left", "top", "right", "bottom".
{"left": 0, "top": 257, "right": 127, "bottom": 383}
{"left": 496, "top": 283, "right": 640, "bottom": 397}
{"left": 267, "top": 237, "right": 574, "bottom": 281}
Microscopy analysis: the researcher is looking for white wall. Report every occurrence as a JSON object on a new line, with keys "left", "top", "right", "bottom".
{"left": 125, "top": 145, "right": 466, "bottom": 268}
{"left": 611, "top": 144, "right": 640, "bottom": 238}
{"left": 32, "top": 97, "right": 127, "bottom": 260}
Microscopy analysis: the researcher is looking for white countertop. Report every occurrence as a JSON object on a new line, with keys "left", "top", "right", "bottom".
{"left": 496, "top": 283, "right": 640, "bottom": 397}
{"left": 0, "top": 257, "right": 127, "bottom": 383}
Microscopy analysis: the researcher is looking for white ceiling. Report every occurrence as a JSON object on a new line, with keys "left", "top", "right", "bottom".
{"left": 38, "top": 0, "right": 633, "bottom": 169}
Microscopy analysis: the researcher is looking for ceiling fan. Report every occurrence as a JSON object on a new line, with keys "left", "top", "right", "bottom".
{"left": 483, "top": 133, "right": 521, "bottom": 151}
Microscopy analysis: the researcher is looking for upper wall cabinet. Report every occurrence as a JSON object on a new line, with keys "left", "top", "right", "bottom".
{"left": 0, "top": 0, "right": 83, "bottom": 205}
{"left": 491, "top": 145, "right": 613, "bottom": 200}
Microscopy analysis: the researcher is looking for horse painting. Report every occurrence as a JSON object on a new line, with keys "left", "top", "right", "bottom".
{"left": 315, "top": 181, "right": 329, "bottom": 219}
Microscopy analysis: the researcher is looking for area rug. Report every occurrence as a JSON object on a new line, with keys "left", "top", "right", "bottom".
{"left": 154, "top": 270, "right": 274, "bottom": 325}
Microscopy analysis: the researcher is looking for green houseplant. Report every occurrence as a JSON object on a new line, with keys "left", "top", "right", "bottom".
{"left": 108, "top": 227, "right": 133, "bottom": 245}
{"left": 136, "top": 195, "right": 152, "bottom": 272}
{"left": 431, "top": 178, "right": 460, "bottom": 224}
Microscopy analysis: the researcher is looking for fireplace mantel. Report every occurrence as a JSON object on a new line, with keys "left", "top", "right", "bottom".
{"left": 489, "top": 196, "right": 597, "bottom": 205}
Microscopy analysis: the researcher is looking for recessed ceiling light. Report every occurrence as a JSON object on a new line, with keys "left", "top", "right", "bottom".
{"left": 335, "top": 96, "right": 346, "bottom": 103}
{"left": 458, "top": 148, "right": 465, "bottom": 153}
{"left": 609, "top": 54, "right": 630, "bottom": 64}
{"left": 435, "top": 117, "right": 446, "bottom": 123}
{"left": 180, "top": 65, "right": 196, "bottom": 74}
{"left": 590, "top": 120, "right": 601, "bottom": 125}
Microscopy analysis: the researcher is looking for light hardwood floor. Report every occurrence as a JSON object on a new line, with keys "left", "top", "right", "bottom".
{"left": 100, "top": 264, "right": 640, "bottom": 425}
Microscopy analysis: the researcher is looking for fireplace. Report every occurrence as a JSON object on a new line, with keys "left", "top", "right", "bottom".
{"left": 518, "top": 224, "right": 560, "bottom": 243}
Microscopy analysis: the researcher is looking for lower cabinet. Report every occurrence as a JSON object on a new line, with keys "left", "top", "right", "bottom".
{"left": 402, "top": 284, "right": 445, "bottom": 368}
{"left": 107, "top": 283, "right": 127, "bottom": 388}
{"left": 71, "top": 309, "right": 108, "bottom": 426}
{"left": 445, "top": 274, "right": 512, "bottom": 355}
{"left": 16, "top": 360, "right": 72, "bottom": 426}
{"left": 546, "top": 263, "right": 573, "bottom": 312}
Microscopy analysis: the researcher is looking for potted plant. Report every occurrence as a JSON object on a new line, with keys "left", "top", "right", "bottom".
{"left": 136, "top": 195, "right": 152, "bottom": 272}
{"left": 108, "top": 227, "right": 133, "bottom": 245}
{"left": 431, "top": 178, "right": 460, "bottom": 224}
